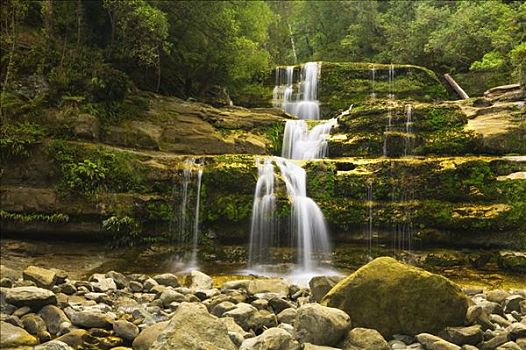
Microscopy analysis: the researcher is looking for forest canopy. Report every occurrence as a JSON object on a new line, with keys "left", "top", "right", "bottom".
{"left": 1, "top": 0, "right": 524, "bottom": 110}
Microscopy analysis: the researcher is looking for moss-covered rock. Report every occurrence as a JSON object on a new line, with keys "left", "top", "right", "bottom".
{"left": 321, "top": 257, "right": 469, "bottom": 337}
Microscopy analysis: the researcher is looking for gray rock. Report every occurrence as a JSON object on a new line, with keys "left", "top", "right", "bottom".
{"left": 221, "top": 316, "right": 251, "bottom": 340}
{"left": 480, "top": 332, "right": 510, "bottom": 350}
{"left": 211, "top": 301, "right": 237, "bottom": 317}
{"left": 57, "top": 283, "right": 77, "bottom": 295}
{"left": 113, "top": 320, "right": 139, "bottom": 341}
{"left": 34, "top": 340, "right": 74, "bottom": 350}
{"left": 129, "top": 281, "right": 143, "bottom": 292}
{"left": 466, "top": 305, "right": 496, "bottom": 331}
{"left": 55, "top": 329, "right": 91, "bottom": 349}
{"left": 248, "top": 309, "right": 278, "bottom": 331}
{"left": 221, "top": 280, "right": 250, "bottom": 291}
{"left": 64, "top": 306, "right": 113, "bottom": 329}
{"left": 187, "top": 271, "right": 213, "bottom": 290}
{"left": 23, "top": 266, "right": 57, "bottom": 289}
{"left": 278, "top": 308, "right": 297, "bottom": 325}
{"left": 89, "top": 273, "right": 117, "bottom": 292}
{"left": 106, "top": 271, "right": 129, "bottom": 289}
{"left": 149, "top": 302, "right": 236, "bottom": 350}
{"left": 490, "top": 314, "right": 512, "bottom": 328}
{"left": 342, "top": 327, "right": 389, "bottom": 350}
{"left": 509, "top": 323, "right": 526, "bottom": 340}
{"left": 247, "top": 278, "right": 289, "bottom": 298}
{"left": 0, "top": 278, "right": 13, "bottom": 287}
{"left": 303, "top": 343, "right": 340, "bottom": 349}
{"left": 74, "top": 113, "right": 100, "bottom": 140}
{"left": 143, "top": 278, "right": 159, "bottom": 292}
{"left": 239, "top": 327, "right": 298, "bottom": 350}
{"left": 0, "top": 321, "right": 38, "bottom": 348}
{"left": 505, "top": 295, "right": 526, "bottom": 314}
{"left": 5, "top": 286, "right": 57, "bottom": 308}
{"left": 21, "top": 313, "right": 47, "bottom": 335}
{"left": 309, "top": 276, "right": 343, "bottom": 302}
{"left": 152, "top": 274, "right": 180, "bottom": 288}
{"left": 39, "top": 305, "right": 71, "bottom": 335}
{"left": 416, "top": 333, "right": 461, "bottom": 350}
{"left": 13, "top": 306, "right": 32, "bottom": 317}
{"left": 223, "top": 302, "right": 258, "bottom": 331}
{"left": 486, "top": 290, "right": 511, "bottom": 305}
{"left": 252, "top": 298, "right": 269, "bottom": 310}
{"left": 295, "top": 303, "right": 351, "bottom": 346}
{"left": 439, "top": 325, "right": 484, "bottom": 346}
{"left": 132, "top": 321, "right": 169, "bottom": 350}
{"left": 160, "top": 289, "right": 185, "bottom": 308}
{"left": 496, "top": 342, "right": 522, "bottom": 350}
{"left": 269, "top": 297, "right": 295, "bottom": 314}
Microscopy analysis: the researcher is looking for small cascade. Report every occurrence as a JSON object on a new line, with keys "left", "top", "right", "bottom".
{"left": 273, "top": 62, "right": 321, "bottom": 120}
{"left": 174, "top": 158, "right": 204, "bottom": 268}
{"left": 248, "top": 157, "right": 331, "bottom": 272}
{"left": 404, "top": 104, "right": 414, "bottom": 156}
{"left": 370, "top": 67, "right": 377, "bottom": 98}
{"left": 248, "top": 158, "right": 277, "bottom": 266}
{"left": 383, "top": 64, "right": 396, "bottom": 157}
{"left": 281, "top": 118, "right": 337, "bottom": 160}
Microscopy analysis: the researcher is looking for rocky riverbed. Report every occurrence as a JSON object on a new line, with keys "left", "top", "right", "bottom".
{"left": 1, "top": 257, "right": 525, "bottom": 350}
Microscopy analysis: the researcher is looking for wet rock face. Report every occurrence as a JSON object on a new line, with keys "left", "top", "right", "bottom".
{"left": 322, "top": 257, "right": 469, "bottom": 337}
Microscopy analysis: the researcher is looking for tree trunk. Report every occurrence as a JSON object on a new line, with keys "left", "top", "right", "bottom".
{"left": 444, "top": 74, "right": 469, "bottom": 100}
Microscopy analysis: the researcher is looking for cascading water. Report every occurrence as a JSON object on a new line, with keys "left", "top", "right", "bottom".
{"left": 366, "top": 179, "right": 374, "bottom": 259}
{"left": 174, "top": 158, "right": 203, "bottom": 269}
{"left": 248, "top": 157, "right": 331, "bottom": 273}
{"left": 281, "top": 118, "right": 337, "bottom": 160}
{"left": 273, "top": 62, "right": 321, "bottom": 120}
{"left": 370, "top": 67, "right": 377, "bottom": 98}
{"left": 404, "top": 104, "right": 414, "bottom": 156}
{"left": 383, "top": 64, "right": 395, "bottom": 157}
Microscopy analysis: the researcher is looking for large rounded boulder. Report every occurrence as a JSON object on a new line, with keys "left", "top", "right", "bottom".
{"left": 321, "top": 257, "right": 468, "bottom": 337}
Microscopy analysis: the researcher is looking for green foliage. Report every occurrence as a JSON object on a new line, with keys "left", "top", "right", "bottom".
{"left": 0, "top": 210, "right": 69, "bottom": 223}
{"left": 48, "top": 141, "right": 146, "bottom": 196}
{"left": 470, "top": 51, "right": 506, "bottom": 72}
{"left": 510, "top": 42, "right": 526, "bottom": 86}
{"left": 265, "top": 122, "right": 285, "bottom": 156}
{"left": 102, "top": 215, "right": 142, "bottom": 247}
{"left": 0, "top": 121, "right": 45, "bottom": 160}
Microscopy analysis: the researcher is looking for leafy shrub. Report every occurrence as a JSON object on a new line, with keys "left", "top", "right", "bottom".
{"left": 62, "top": 159, "right": 107, "bottom": 195}
{"left": 0, "top": 121, "right": 46, "bottom": 160}
{"left": 103, "top": 215, "right": 142, "bottom": 247}
{"left": 89, "top": 65, "right": 130, "bottom": 103}
{"left": 470, "top": 51, "right": 506, "bottom": 71}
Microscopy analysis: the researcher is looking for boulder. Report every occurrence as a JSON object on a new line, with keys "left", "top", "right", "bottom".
{"left": 89, "top": 273, "right": 117, "bottom": 292}
{"left": 309, "top": 276, "right": 343, "bottom": 302}
{"left": 21, "top": 313, "right": 48, "bottom": 335}
{"left": 223, "top": 302, "right": 258, "bottom": 331}
{"left": 187, "top": 271, "right": 213, "bottom": 290}
{"left": 113, "top": 320, "right": 139, "bottom": 342}
{"left": 0, "top": 321, "right": 38, "bottom": 348}
{"left": 295, "top": 303, "right": 351, "bottom": 346}
{"left": 64, "top": 306, "right": 114, "bottom": 329}
{"left": 55, "top": 329, "right": 91, "bottom": 349}
{"left": 160, "top": 289, "right": 186, "bottom": 307}
{"left": 132, "top": 321, "right": 168, "bottom": 350}
{"left": 73, "top": 113, "right": 100, "bottom": 140}
{"left": 5, "top": 286, "right": 57, "bottom": 308}
{"left": 239, "top": 327, "right": 298, "bottom": 350}
{"left": 341, "top": 327, "right": 390, "bottom": 350}
{"left": 439, "top": 325, "right": 483, "bottom": 346}
{"left": 153, "top": 274, "right": 180, "bottom": 288}
{"left": 34, "top": 340, "right": 74, "bottom": 350}
{"left": 416, "top": 333, "right": 461, "bottom": 350}
{"left": 1, "top": 264, "right": 21, "bottom": 281}
{"left": 38, "top": 305, "right": 71, "bottom": 335}
{"left": 149, "top": 302, "right": 236, "bottom": 350}
{"left": 247, "top": 278, "right": 289, "bottom": 298}
{"left": 496, "top": 342, "right": 522, "bottom": 350}
{"left": 322, "top": 257, "right": 468, "bottom": 337}
{"left": 106, "top": 271, "right": 128, "bottom": 289}
{"left": 23, "top": 266, "right": 57, "bottom": 288}
{"left": 303, "top": 344, "right": 340, "bottom": 350}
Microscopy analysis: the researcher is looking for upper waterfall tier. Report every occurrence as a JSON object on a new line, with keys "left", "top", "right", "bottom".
{"left": 272, "top": 62, "right": 321, "bottom": 120}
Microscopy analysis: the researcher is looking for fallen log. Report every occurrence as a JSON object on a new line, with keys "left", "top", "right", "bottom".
{"left": 444, "top": 73, "right": 469, "bottom": 100}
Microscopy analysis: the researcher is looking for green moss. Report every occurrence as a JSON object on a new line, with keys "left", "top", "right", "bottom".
{"left": 305, "top": 161, "right": 336, "bottom": 200}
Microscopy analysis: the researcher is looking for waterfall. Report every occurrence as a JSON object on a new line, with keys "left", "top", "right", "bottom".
{"left": 281, "top": 118, "right": 337, "bottom": 160}
{"left": 370, "top": 67, "right": 377, "bottom": 98}
{"left": 273, "top": 62, "right": 321, "bottom": 120}
{"left": 175, "top": 158, "right": 203, "bottom": 268}
{"left": 248, "top": 158, "right": 277, "bottom": 266}
{"left": 383, "top": 64, "right": 396, "bottom": 157}
{"left": 248, "top": 157, "right": 331, "bottom": 272}
{"left": 404, "top": 104, "right": 413, "bottom": 156}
